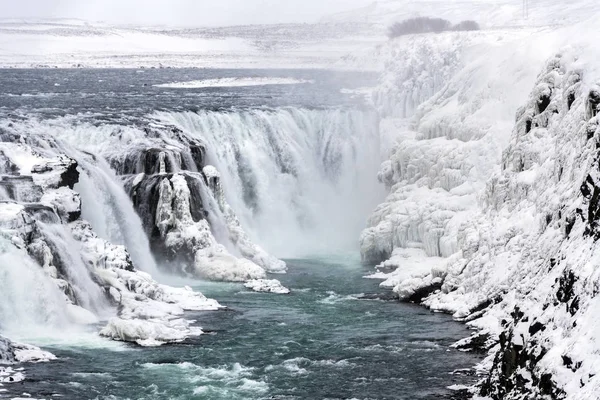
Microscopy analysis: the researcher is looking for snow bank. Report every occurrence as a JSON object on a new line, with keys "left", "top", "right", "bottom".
{"left": 154, "top": 77, "right": 313, "bottom": 89}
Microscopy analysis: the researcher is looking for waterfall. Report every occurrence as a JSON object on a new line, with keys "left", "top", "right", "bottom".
{"left": 75, "top": 158, "right": 161, "bottom": 278}
{"left": 2, "top": 105, "right": 384, "bottom": 265}
{"left": 37, "top": 223, "right": 111, "bottom": 316}
{"left": 0, "top": 240, "right": 76, "bottom": 337}
{"left": 154, "top": 108, "right": 385, "bottom": 257}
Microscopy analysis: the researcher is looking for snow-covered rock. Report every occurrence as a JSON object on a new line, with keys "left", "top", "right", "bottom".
{"left": 244, "top": 279, "right": 290, "bottom": 294}
{"left": 0, "top": 335, "right": 55, "bottom": 390}
{"left": 100, "top": 317, "right": 203, "bottom": 347}
{"left": 0, "top": 137, "right": 222, "bottom": 349}
{"left": 0, "top": 336, "right": 55, "bottom": 365}
{"left": 422, "top": 49, "right": 600, "bottom": 399}
{"left": 363, "top": 14, "right": 600, "bottom": 400}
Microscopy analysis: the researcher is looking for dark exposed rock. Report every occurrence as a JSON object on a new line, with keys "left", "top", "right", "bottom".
{"left": 112, "top": 148, "right": 180, "bottom": 175}
{"left": 528, "top": 321, "right": 546, "bottom": 336}
{"left": 189, "top": 144, "right": 206, "bottom": 172}
{"left": 556, "top": 270, "right": 576, "bottom": 304}
{"left": 454, "top": 332, "right": 491, "bottom": 354}
{"left": 183, "top": 174, "right": 208, "bottom": 222}
{"left": 59, "top": 160, "right": 79, "bottom": 189}
{"left": 537, "top": 92, "right": 552, "bottom": 114}
{"left": 0, "top": 176, "right": 44, "bottom": 202}
{"left": 567, "top": 92, "right": 576, "bottom": 110}
{"left": 356, "top": 291, "right": 398, "bottom": 301}
{"left": 480, "top": 324, "right": 565, "bottom": 400}
{"left": 0, "top": 150, "right": 19, "bottom": 175}
{"left": 406, "top": 280, "right": 442, "bottom": 304}
{"left": 588, "top": 89, "right": 600, "bottom": 119}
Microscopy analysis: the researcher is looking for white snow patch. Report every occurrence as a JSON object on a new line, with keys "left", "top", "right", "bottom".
{"left": 244, "top": 279, "right": 290, "bottom": 294}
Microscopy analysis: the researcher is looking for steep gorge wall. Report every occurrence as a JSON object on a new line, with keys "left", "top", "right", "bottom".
{"left": 425, "top": 52, "right": 600, "bottom": 400}
{"left": 362, "top": 20, "right": 600, "bottom": 399}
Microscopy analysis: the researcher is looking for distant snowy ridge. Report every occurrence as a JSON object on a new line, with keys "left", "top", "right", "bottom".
{"left": 154, "top": 77, "right": 314, "bottom": 89}
{"left": 322, "top": 0, "right": 597, "bottom": 29}
{"left": 0, "top": 20, "right": 383, "bottom": 70}
{"left": 362, "top": 11, "right": 600, "bottom": 399}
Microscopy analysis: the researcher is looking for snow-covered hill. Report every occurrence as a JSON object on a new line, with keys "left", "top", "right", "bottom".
{"left": 0, "top": 20, "right": 382, "bottom": 69}
{"left": 323, "top": 0, "right": 597, "bottom": 28}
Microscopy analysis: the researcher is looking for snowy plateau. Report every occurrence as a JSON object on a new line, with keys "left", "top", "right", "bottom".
{"left": 1, "top": 0, "right": 600, "bottom": 399}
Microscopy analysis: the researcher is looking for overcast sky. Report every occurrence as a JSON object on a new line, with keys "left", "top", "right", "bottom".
{"left": 0, "top": 0, "right": 373, "bottom": 26}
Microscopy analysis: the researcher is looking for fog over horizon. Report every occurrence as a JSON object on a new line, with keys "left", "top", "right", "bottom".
{"left": 0, "top": 0, "right": 375, "bottom": 26}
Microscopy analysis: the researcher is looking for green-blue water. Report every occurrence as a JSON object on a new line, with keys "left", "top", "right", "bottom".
{"left": 6, "top": 256, "right": 480, "bottom": 399}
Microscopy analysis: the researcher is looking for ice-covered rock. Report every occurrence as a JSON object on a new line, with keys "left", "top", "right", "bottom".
{"left": 100, "top": 317, "right": 203, "bottom": 347}
{"left": 244, "top": 279, "right": 290, "bottom": 294}
{"left": 361, "top": 28, "right": 558, "bottom": 266}
{"left": 362, "top": 17, "right": 600, "bottom": 399}
{"left": 97, "top": 124, "right": 286, "bottom": 279}
{"left": 419, "top": 50, "right": 600, "bottom": 399}
{"left": 0, "top": 137, "right": 222, "bottom": 349}
{"left": 0, "top": 336, "right": 55, "bottom": 365}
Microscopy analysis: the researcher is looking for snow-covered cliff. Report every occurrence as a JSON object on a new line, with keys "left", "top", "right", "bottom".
{"left": 361, "top": 15, "right": 600, "bottom": 399}
{"left": 361, "top": 27, "right": 553, "bottom": 270}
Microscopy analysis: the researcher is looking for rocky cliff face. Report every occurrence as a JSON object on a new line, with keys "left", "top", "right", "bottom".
{"left": 425, "top": 53, "right": 600, "bottom": 400}
{"left": 361, "top": 20, "right": 600, "bottom": 399}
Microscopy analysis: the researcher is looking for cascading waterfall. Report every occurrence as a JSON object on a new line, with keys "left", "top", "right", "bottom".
{"left": 75, "top": 158, "right": 161, "bottom": 278}
{"left": 155, "top": 107, "right": 385, "bottom": 257}
{"left": 37, "top": 223, "right": 111, "bottom": 316}
{"left": 0, "top": 241, "right": 74, "bottom": 336}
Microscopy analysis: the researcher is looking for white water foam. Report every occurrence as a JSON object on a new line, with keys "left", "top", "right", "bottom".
{"left": 155, "top": 108, "right": 386, "bottom": 258}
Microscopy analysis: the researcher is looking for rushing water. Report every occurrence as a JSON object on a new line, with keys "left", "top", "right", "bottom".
{"left": 7, "top": 256, "right": 480, "bottom": 400}
{"left": 0, "top": 68, "right": 481, "bottom": 399}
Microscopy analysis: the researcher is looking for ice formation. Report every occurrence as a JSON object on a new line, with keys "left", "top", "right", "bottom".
{"left": 244, "top": 279, "right": 290, "bottom": 294}
{"left": 0, "top": 134, "right": 221, "bottom": 352}
{"left": 361, "top": 13, "right": 600, "bottom": 399}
